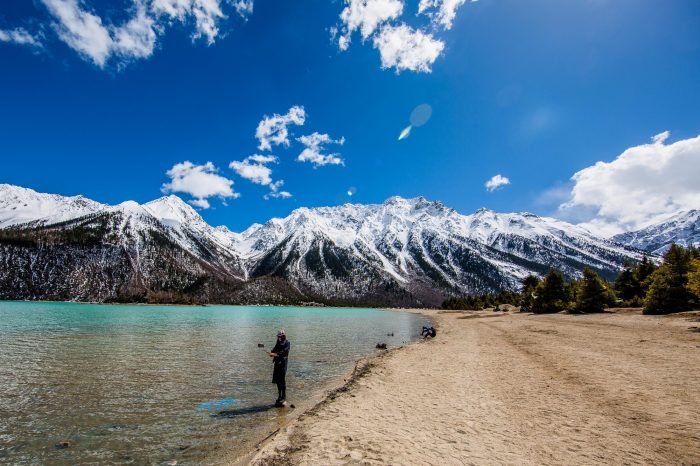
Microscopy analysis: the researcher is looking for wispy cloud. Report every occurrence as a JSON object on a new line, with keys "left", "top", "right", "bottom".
{"left": 0, "top": 28, "right": 43, "bottom": 48}
{"left": 418, "top": 0, "right": 474, "bottom": 30}
{"left": 297, "top": 132, "right": 345, "bottom": 167}
{"left": 559, "top": 131, "right": 700, "bottom": 236}
{"left": 151, "top": 0, "right": 228, "bottom": 45}
{"left": 3, "top": 0, "right": 255, "bottom": 68}
{"left": 41, "top": 0, "right": 157, "bottom": 67}
{"left": 256, "top": 106, "right": 306, "bottom": 151}
{"left": 485, "top": 174, "right": 510, "bottom": 192}
{"left": 264, "top": 180, "right": 292, "bottom": 199}
{"left": 162, "top": 161, "right": 239, "bottom": 209}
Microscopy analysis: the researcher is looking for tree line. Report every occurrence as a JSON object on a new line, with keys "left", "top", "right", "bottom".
{"left": 443, "top": 244, "right": 700, "bottom": 315}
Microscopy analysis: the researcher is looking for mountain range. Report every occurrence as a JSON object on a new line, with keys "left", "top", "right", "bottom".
{"left": 1, "top": 184, "right": 696, "bottom": 307}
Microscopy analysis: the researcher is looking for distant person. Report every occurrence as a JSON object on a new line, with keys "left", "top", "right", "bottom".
{"left": 421, "top": 325, "right": 437, "bottom": 338}
{"left": 270, "top": 330, "right": 290, "bottom": 406}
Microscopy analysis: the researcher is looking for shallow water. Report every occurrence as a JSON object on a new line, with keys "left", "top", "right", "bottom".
{"left": 0, "top": 302, "right": 430, "bottom": 465}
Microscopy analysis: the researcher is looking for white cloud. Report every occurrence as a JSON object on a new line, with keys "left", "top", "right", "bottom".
{"left": 559, "top": 131, "right": 700, "bottom": 237}
{"left": 42, "top": 0, "right": 157, "bottom": 67}
{"left": 232, "top": 0, "right": 254, "bottom": 18}
{"left": 247, "top": 154, "right": 277, "bottom": 164}
{"left": 36, "top": 0, "right": 252, "bottom": 67}
{"left": 485, "top": 174, "right": 510, "bottom": 192}
{"left": 229, "top": 155, "right": 277, "bottom": 185}
{"left": 264, "top": 180, "right": 292, "bottom": 199}
{"left": 162, "top": 161, "right": 239, "bottom": 208}
{"left": 151, "top": 0, "right": 226, "bottom": 44}
{"left": 0, "top": 28, "right": 43, "bottom": 48}
{"left": 256, "top": 105, "right": 306, "bottom": 151}
{"left": 43, "top": 0, "right": 113, "bottom": 66}
{"left": 418, "top": 0, "right": 472, "bottom": 30}
{"left": 113, "top": 2, "right": 157, "bottom": 59}
{"left": 337, "top": 0, "right": 404, "bottom": 51}
{"left": 297, "top": 132, "right": 346, "bottom": 167}
{"left": 188, "top": 198, "right": 211, "bottom": 209}
{"left": 372, "top": 24, "right": 444, "bottom": 73}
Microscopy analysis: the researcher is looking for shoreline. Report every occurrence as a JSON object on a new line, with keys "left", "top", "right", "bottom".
{"left": 244, "top": 308, "right": 438, "bottom": 465}
{"left": 248, "top": 308, "right": 700, "bottom": 465}
{"left": 221, "top": 307, "right": 435, "bottom": 465}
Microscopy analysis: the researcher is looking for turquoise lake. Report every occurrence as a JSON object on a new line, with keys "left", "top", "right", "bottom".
{"left": 0, "top": 302, "right": 430, "bottom": 465}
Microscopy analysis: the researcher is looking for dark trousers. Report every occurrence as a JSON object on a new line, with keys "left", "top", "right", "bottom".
{"left": 276, "top": 379, "right": 286, "bottom": 401}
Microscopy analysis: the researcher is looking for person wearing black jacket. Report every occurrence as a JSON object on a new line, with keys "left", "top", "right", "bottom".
{"left": 269, "top": 330, "right": 290, "bottom": 406}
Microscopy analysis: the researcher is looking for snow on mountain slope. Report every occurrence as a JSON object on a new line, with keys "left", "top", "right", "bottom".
{"left": 0, "top": 184, "right": 105, "bottom": 228}
{"left": 242, "top": 197, "right": 644, "bottom": 302}
{"left": 143, "top": 195, "right": 245, "bottom": 276}
{"left": 0, "top": 184, "right": 650, "bottom": 305}
{"left": 612, "top": 210, "right": 700, "bottom": 255}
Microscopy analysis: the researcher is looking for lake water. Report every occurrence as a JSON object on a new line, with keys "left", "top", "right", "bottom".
{"left": 0, "top": 302, "right": 430, "bottom": 465}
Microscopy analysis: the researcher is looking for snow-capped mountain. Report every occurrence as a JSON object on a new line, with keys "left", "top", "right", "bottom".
{"left": 612, "top": 210, "right": 700, "bottom": 255}
{"left": 0, "top": 184, "right": 646, "bottom": 306}
{"left": 0, "top": 184, "right": 105, "bottom": 228}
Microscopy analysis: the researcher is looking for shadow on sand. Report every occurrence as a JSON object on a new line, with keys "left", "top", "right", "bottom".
{"left": 213, "top": 404, "right": 277, "bottom": 418}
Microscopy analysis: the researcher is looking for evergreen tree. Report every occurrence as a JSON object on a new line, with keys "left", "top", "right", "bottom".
{"left": 614, "top": 265, "right": 641, "bottom": 303}
{"left": 643, "top": 244, "right": 693, "bottom": 315}
{"left": 687, "top": 257, "right": 700, "bottom": 302}
{"left": 519, "top": 274, "right": 540, "bottom": 312}
{"left": 635, "top": 256, "right": 657, "bottom": 295}
{"left": 573, "top": 268, "right": 608, "bottom": 313}
{"left": 532, "top": 270, "right": 569, "bottom": 314}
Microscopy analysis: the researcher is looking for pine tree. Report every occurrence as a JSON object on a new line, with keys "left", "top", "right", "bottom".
{"left": 573, "top": 268, "right": 608, "bottom": 313}
{"left": 532, "top": 270, "right": 569, "bottom": 314}
{"left": 519, "top": 274, "right": 540, "bottom": 312}
{"left": 614, "top": 266, "right": 641, "bottom": 304}
{"left": 688, "top": 257, "right": 700, "bottom": 301}
{"left": 643, "top": 244, "right": 693, "bottom": 315}
{"left": 635, "top": 255, "right": 657, "bottom": 295}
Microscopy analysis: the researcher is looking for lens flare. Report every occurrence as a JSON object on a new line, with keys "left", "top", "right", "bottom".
{"left": 398, "top": 125, "right": 412, "bottom": 140}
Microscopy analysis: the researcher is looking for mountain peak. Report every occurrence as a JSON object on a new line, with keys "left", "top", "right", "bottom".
{"left": 143, "top": 194, "right": 206, "bottom": 229}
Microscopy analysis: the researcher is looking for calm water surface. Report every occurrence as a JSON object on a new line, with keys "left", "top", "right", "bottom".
{"left": 0, "top": 302, "right": 430, "bottom": 465}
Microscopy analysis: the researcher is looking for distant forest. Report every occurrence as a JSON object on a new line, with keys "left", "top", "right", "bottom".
{"left": 443, "top": 244, "right": 700, "bottom": 315}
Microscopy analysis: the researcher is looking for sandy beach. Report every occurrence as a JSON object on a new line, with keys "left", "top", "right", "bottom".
{"left": 250, "top": 308, "right": 700, "bottom": 465}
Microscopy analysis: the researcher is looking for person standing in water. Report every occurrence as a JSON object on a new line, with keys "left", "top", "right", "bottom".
{"left": 269, "top": 330, "right": 290, "bottom": 406}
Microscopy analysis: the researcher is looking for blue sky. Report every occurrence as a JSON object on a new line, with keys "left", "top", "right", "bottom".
{"left": 1, "top": 0, "right": 699, "bottom": 234}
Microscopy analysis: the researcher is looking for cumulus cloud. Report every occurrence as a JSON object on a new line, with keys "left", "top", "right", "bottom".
{"left": 372, "top": 24, "right": 444, "bottom": 73}
{"left": 485, "top": 174, "right": 510, "bottom": 192}
{"left": 42, "top": 0, "right": 157, "bottom": 67}
{"left": 418, "top": 0, "right": 472, "bottom": 30}
{"left": 559, "top": 131, "right": 700, "bottom": 237}
{"left": 230, "top": 154, "right": 291, "bottom": 199}
{"left": 297, "top": 132, "right": 346, "bottom": 167}
{"left": 162, "top": 161, "right": 239, "bottom": 208}
{"left": 256, "top": 105, "right": 306, "bottom": 151}
{"left": 337, "top": 0, "right": 404, "bottom": 51}
{"left": 264, "top": 180, "right": 292, "bottom": 200}
{"left": 0, "top": 28, "right": 43, "bottom": 48}
{"left": 229, "top": 155, "right": 277, "bottom": 185}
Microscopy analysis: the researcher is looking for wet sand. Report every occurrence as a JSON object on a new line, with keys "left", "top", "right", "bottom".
{"left": 249, "top": 308, "right": 700, "bottom": 465}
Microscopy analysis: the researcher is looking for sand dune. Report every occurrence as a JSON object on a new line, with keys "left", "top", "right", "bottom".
{"left": 250, "top": 309, "right": 700, "bottom": 465}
